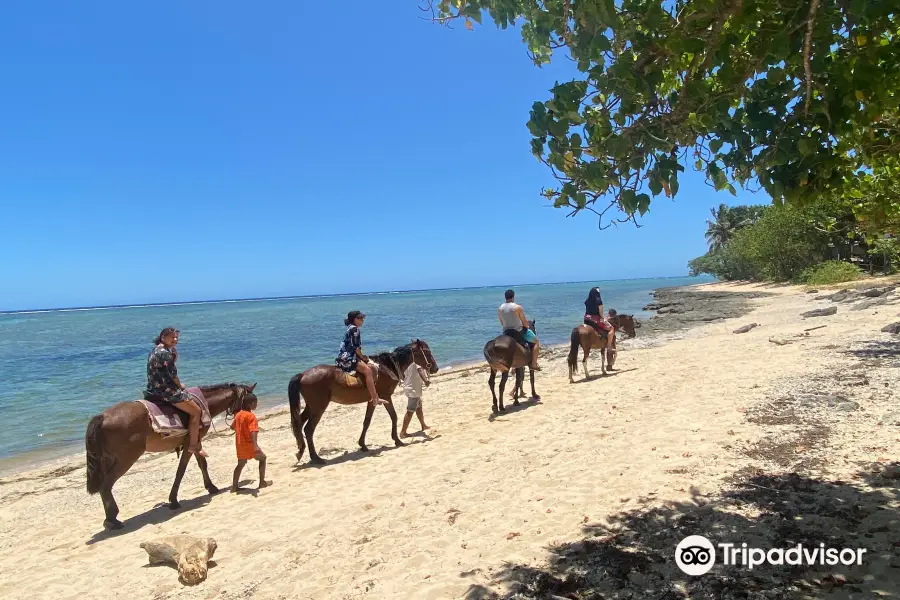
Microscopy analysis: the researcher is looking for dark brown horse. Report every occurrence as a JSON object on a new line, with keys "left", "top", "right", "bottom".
{"left": 567, "top": 314, "right": 638, "bottom": 382}
{"left": 287, "top": 340, "right": 438, "bottom": 465}
{"left": 483, "top": 321, "right": 539, "bottom": 413}
{"left": 85, "top": 383, "right": 257, "bottom": 530}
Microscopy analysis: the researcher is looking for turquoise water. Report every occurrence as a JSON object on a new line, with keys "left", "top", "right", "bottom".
{"left": 0, "top": 277, "right": 708, "bottom": 466}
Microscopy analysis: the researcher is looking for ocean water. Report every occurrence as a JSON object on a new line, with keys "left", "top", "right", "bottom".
{"left": 0, "top": 276, "right": 709, "bottom": 468}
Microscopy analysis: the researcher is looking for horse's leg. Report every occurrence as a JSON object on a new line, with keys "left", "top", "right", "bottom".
{"left": 359, "top": 401, "right": 377, "bottom": 452}
{"left": 582, "top": 342, "right": 590, "bottom": 379}
{"left": 169, "top": 445, "right": 193, "bottom": 509}
{"left": 600, "top": 342, "right": 608, "bottom": 377}
{"left": 296, "top": 407, "right": 310, "bottom": 462}
{"left": 498, "top": 372, "right": 509, "bottom": 412}
{"left": 305, "top": 409, "right": 326, "bottom": 465}
{"left": 513, "top": 369, "right": 523, "bottom": 406}
{"left": 101, "top": 440, "right": 144, "bottom": 529}
{"left": 489, "top": 369, "right": 498, "bottom": 413}
{"left": 530, "top": 367, "right": 539, "bottom": 400}
{"left": 383, "top": 400, "right": 404, "bottom": 447}
{"left": 194, "top": 453, "right": 219, "bottom": 495}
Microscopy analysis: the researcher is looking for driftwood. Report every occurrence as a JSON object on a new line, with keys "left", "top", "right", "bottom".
{"left": 803, "top": 325, "right": 827, "bottom": 332}
{"left": 733, "top": 323, "right": 759, "bottom": 334}
{"left": 882, "top": 322, "right": 900, "bottom": 335}
{"left": 768, "top": 337, "right": 794, "bottom": 346}
{"left": 140, "top": 535, "right": 217, "bottom": 585}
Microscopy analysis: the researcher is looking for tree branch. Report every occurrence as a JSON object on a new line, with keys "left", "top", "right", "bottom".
{"left": 803, "top": 0, "right": 821, "bottom": 116}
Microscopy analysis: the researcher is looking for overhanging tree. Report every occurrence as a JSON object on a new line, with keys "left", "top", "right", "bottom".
{"left": 426, "top": 0, "right": 900, "bottom": 228}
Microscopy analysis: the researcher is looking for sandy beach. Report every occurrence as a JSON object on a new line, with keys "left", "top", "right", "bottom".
{"left": 1, "top": 281, "right": 899, "bottom": 599}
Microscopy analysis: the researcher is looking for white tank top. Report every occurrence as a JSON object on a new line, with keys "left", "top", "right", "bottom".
{"left": 499, "top": 302, "right": 522, "bottom": 331}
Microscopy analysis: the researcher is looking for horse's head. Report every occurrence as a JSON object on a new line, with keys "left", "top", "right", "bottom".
{"left": 611, "top": 314, "right": 637, "bottom": 338}
{"left": 411, "top": 338, "right": 439, "bottom": 374}
{"left": 528, "top": 320, "right": 537, "bottom": 334}
{"left": 230, "top": 382, "right": 258, "bottom": 414}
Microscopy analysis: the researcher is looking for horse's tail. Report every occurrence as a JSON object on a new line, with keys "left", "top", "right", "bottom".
{"left": 85, "top": 414, "right": 106, "bottom": 495}
{"left": 567, "top": 327, "right": 581, "bottom": 371}
{"left": 288, "top": 374, "right": 304, "bottom": 449}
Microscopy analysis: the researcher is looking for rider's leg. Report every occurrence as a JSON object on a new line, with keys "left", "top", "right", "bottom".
{"left": 357, "top": 361, "right": 384, "bottom": 405}
{"left": 173, "top": 399, "right": 206, "bottom": 456}
{"left": 531, "top": 337, "right": 541, "bottom": 370}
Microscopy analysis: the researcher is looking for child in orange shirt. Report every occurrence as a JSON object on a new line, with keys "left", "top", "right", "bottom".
{"left": 230, "top": 396, "right": 271, "bottom": 492}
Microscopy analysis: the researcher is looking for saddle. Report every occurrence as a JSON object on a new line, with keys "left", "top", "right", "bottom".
{"left": 334, "top": 364, "right": 382, "bottom": 388}
{"left": 137, "top": 387, "right": 211, "bottom": 438}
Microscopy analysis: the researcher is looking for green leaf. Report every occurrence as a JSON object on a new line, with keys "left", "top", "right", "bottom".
{"left": 710, "top": 139, "right": 723, "bottom": 154}
{"left": 798, "top": 138, "right": 816, "bottom": 156}
{"left": 636, "top": 193, "right": 651, "bottom": 216}
{"left": 570, "top": 133, "right": 582, "bottom": 148}
{"left": 620, "top": 189, "right": 637, "bottom": 213}
{"left": 649, "top": 176, "right": 663, "bottom": 196}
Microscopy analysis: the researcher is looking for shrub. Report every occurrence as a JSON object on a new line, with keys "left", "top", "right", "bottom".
{"left": 795, "top": 261, "right": 862, "bottom": 285}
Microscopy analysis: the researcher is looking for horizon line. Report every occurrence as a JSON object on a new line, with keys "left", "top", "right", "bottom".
{"left": 0, "top": 273, "right": 702, "bottom": 315}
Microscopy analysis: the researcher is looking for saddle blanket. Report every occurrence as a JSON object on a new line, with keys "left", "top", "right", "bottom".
{"left": 335, "top": 363, "right": 386, "bottom": 388}
{"left": 137, "top": 387, "right": 212, "bottom": 438}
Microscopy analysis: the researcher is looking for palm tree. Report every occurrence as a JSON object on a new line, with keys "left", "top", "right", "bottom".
{"left": 705, "top": 204, "right": 734, "bottom": 250}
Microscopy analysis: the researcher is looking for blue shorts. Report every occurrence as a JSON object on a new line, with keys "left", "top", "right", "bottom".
{"left": 522, "top": 329, "right": 537, "bottom": 344}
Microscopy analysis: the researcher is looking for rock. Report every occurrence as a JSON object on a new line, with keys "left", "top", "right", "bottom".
{"left": 882, "top": 411, "right": 900, "bottom": 425}
{"left": 806, "top": 289, "right": 819, "bottom": 294}
{"left": 835, "top": 401, "right": 859, "bottom": 412}
{"left": 882, "top": 465, "right": 900, "bottom": 480}
{"left": 881, "top": 322, "right": 900, "bottom": 334}
{"left": 140, "top": 535, "right": 217, "bottom": 585}
{"left": 827, "top": 290, "right": 855, "bottom": 302}
{"left": 852, "top": 298, "right": 890, "bottom": 311}
{"left": 797, "top": 394, "right": 849, "bottom": 407}
{"left": 733, "top": 323, "right": 759, "bottom": 334}
{"left": 802, "top": 307, "right": 837, "bottom": 318}
{"left": 860, "top": 286, "right": 895, "bottom": 298}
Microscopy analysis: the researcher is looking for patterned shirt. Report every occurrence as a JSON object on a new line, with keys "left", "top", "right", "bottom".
{"left": 336, "top": 325, "right": 362, "bottom": 372}
{"left": 146, "top": 344, "right": 180, "bottom": 398}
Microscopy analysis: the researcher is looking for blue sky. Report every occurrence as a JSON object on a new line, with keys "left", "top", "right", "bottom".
{"left": 0, "top": 1, "right": 766, "bottom": 311}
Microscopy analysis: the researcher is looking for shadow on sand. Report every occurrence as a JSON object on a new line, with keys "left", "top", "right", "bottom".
{"left": 463, "top": 469, "right": 900, "bottom": 599}
{"left": 87, "top": 488, "right": 224, "bottom": 545}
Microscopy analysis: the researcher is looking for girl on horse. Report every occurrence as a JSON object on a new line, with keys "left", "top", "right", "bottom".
{"left": 336, "top": 311, "right": 385, "bottom": 406}
{"left": 144, "top": 327, "right": 208, "bottom": 457}
{"left": 584, "top": 287, "right": 616, "bottom": 350}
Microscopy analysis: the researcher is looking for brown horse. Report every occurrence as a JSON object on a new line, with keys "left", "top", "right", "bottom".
{"left": 287, "top": 340, "right": 438, "bottom": 465}
{"left": 483, "top": 320, "right": 539, "bottom": 414}
{"left": 85, "top": 383, "right": 257, "bottom": 530}
{"left": 567, "top": 314, "right": 638, "bottom": 382}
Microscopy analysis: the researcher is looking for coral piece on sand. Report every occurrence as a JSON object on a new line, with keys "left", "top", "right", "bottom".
{"left": 140, "top": 535, "right": 217, "bottom": 585}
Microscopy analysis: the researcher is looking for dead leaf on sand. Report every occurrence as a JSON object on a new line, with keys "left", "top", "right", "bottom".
{"left": 506, "top": 532, "right": 521, "bottom": 540}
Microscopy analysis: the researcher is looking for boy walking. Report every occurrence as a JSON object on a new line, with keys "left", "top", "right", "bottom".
{"left": 400, "top": 360, "right": 431, "bottom": 438}
{"left": 230, "top": 396, "right": 271, "bottom": 491}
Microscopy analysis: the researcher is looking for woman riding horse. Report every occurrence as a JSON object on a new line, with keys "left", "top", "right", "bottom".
{"left": 336, "top": 311, "right": 385, "bottom": 406}
{"left": 144, "top": 328, "right": 207, "bottom": 457}
{"left": 584, "top": 287, "right": 615, "bottom": 354}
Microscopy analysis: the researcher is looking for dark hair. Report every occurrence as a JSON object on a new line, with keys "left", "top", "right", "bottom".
{"left": 154, "top": 327, "right": 178, "bottom": 345}
{"left": 608, "top": 308, "right": 617, "bottom": 317}
{"left": 242, "top": 394, "right": 258, "bottom": 411}
{"left": 344, "top": 310, "right": 366, "bottom": 326}
{"left": 587, "top": 287, "right": 602, "bottom": 302}
{"left": 504, "top": 289, "right": 515, "bottom": 300}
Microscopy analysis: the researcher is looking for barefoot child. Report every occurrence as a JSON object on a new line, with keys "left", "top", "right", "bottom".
{"left": 400, "top": 360, "right": 431, "bottom": 438}
{"left": 230, "top": 396, "right": 271, "bottom": 491}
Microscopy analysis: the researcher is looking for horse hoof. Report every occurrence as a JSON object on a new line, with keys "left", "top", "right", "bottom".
{"left": 498, "top": 406, "right": 506, "bottom": 413}
{"left": 310, "top": 457, "right": 326, "bottom": 465}
{"left": 533, "top": 394, "right": 541, "bottom": 401}
{"left": 103, "top": 519, "right": 124, "bottom": 531}
{"left": 395, "top": 439, "right": 405, "bottom": 447}
{"left": 513, "top": 400, "right": 520, "bottom": 406}
{"left": 296, "top": 451, "right": 305, "bottom": 462}
{"left": 359, "top": 444, "right": 370, "bottom": 452}
{"left": 492, "top": 406, "right": 499, "bottom": 414}
{"left": 169, "top": 501, "right": 181, "bottom": 511}
{"left": 206, "top": 485, "right": 220, "bottom": 495}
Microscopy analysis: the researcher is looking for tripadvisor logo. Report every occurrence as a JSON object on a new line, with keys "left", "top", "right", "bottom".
{"left": 675, "top": 535, "right": 866, "bottom": 575}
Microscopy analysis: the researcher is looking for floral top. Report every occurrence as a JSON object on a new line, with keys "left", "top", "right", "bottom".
{"left": 146, "top": 344, "right": 181, "bottom": 398}
{"left": 336, "top": 325, "right": 362, "bottom": 372}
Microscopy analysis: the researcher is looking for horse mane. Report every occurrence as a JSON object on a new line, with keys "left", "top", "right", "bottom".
{"left": 198, "top": 382, "right": 249, "bottom": 392}
{"left": 370, "top": 344, "right": 414, "bottom": 378}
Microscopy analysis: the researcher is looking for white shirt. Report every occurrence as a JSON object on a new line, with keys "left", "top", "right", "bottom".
{"left": 402, "top": 363, "right": 427, "bottom": 398}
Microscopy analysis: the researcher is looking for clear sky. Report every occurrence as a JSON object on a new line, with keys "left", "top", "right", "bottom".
{"left": 0, "top": 1, "right": 767, "bottom": 311}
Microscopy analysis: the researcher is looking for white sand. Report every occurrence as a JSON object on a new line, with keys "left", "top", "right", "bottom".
{"left": 1, "top": 282, "right": 898, "bottom": 599}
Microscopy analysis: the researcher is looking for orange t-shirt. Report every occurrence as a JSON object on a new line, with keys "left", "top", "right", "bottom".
{"left": 233, "top": 410, "right": 259, "bottom": 460}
